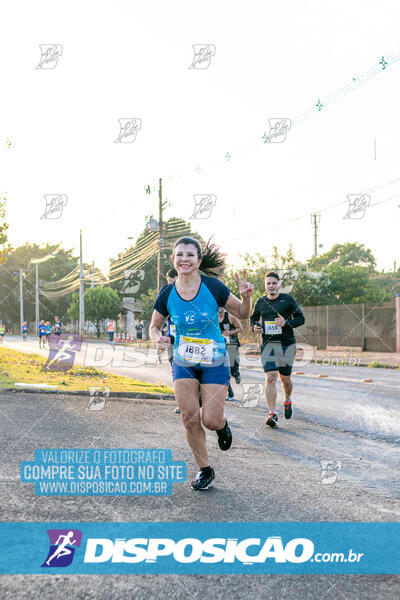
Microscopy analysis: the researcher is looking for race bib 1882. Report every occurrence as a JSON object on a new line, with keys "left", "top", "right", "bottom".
{"left": 178, "top": 336, "right": 213, "bottom": 364}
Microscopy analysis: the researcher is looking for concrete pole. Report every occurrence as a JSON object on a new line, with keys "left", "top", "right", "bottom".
{"left": 35, "top": 263, "right": 39, "bottom": 331}
{"left": 396, "top": 294, "right": 400, "bottom": 353}
{"left": 19, "top": 269, "right": 24, "bottom": 333}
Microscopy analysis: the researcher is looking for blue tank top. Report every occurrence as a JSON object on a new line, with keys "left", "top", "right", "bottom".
{"left": 154, "top": 275, "right": 230, "bottom": 362}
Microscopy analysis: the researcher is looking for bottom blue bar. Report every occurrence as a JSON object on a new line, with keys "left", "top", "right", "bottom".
{"left": 0, "top": 522, "right": 398, "bottom": 574}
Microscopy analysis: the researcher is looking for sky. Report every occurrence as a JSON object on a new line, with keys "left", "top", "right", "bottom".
{"left": 1, "top": 0, "right": 400, "bottom": 278}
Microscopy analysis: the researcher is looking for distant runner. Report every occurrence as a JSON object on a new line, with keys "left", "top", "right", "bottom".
{"left": 45, "top": 321, "right": 51, "bottom": 346}
{"left": 135, "top": 320, "right": 144, "bottom": 343}
{"left": 53, "top": 317, "right": 63, "bottom": 339}
{"left": 250, "top": 271, "right": 305, "bottom": 427}
{"left": 0, "top": 323, "right": 5, "bottom": 343}
{"left": 38, "top": 320, "right": 47, "bottom": 349}
{"left": 107, "top": 319, "right": 115, "bottom": 344}
{"left": 219, "top": 308, "right": 243, "bottom": 400}
{"left": 22, "top": 321, "right": 28, "bottom": 340}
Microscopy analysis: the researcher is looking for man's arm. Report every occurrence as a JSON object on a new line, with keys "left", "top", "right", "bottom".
{"left": 250, "top": 299, "right": 261, "bottom": 330}
{"left": 285, "top": 300, "right": 305, "bottom": 329}
{"left": 226, "top": 313, "right": 243, "bottom": 336}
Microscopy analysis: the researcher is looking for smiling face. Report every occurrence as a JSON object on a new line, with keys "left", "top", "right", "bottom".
{"left": 265, "top": 276, "right": 280, "bottom": 297}
{"left": 173, "top": 243, "right": 202, "bottom": 276}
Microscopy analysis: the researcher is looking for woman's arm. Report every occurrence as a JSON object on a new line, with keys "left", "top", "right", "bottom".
{"left": 149, "top": 310, "right": 171, "bottom": 349}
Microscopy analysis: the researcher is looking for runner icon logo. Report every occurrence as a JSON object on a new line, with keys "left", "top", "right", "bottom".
{"left": 115, "top": 118, "right": 142, "bottom": 144}
{"left": 36, "top": 44, "right": 63, "bottom": 69}
{"left": 87, "top": 387, "right": 109, "bottom": 411}
{"left": 320, "top": 460, "right": 342, "bottom": 485}
{"left": 41, "top": 529, "right": 82, "bottom": 568}
{"left": 188, "top": 44, "right": 216, "bottom": 69}
{"left": 240, "top": 383, "right": 263, "bottom": 407}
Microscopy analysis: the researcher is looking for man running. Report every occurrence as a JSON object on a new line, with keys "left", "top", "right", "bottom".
{"left": 53, "top": 316, "right": 62, "bottom": 338}
{"left": 219, "top": 308, "right": 243, "bottom": 400}
{"left": 0, "top": 323, "right": 5, "bottom": 343}
{"left": 135, "top": 320, "right": 144, "bottom": 343}
{"left": 22, "top": 321, "right": 28, "bottom": 340}
{"left": 250, "top": 271, "right": 305, "bottom": 427}
{"left": 150, "top": 236, "right": 253, "bottom": 491}
{"left": 38, "top": 320, "right": 47, "bottom": 348}
{"left": 165, "top": 268, "right": 180, "bottom": 413}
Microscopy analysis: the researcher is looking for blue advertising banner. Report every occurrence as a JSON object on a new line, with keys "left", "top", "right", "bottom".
{"left": 0, "top": 522, "right": 398, "bottom": 574}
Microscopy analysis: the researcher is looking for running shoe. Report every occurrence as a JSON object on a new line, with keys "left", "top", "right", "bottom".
{"left": 174, "top": 407, "right": 181, "bottom": 414}
{"left": 234, "top": 373, "right": 241, "bottom": 384}
{"left": 266, "top": 411, "right": 278, "bottom": 427}
{"left": 191, "top": 468, "right": 215, "bottom": 490}
{"left": 284, "top": 400, "right": 293, "bottom": 419}
{"left": 216, "top": 420, "right": 232, "bottom": 450}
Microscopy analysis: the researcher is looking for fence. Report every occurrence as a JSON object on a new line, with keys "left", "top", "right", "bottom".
{"left": 241, "top": 302, "right": 397, "bottom": 352}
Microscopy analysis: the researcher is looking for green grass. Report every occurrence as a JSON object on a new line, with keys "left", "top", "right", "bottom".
{"left": 0, "top": 347, "right": 173, "bottom": 394}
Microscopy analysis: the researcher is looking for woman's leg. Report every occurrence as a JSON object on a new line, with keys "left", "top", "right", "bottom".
{"left": 174, "top": 378, "right": 209, "bottom": 468}
{"left": 201, "top": 384, "right": 228, "bottom": 431}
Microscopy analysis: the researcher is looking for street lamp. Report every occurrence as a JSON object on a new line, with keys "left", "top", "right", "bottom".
{"left": 30, "top": 246, "right": 60, "bottom": 331}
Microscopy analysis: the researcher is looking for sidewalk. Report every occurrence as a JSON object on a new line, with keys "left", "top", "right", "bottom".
{"left": 239, "top": 345, "right": 400, "bottom": 368}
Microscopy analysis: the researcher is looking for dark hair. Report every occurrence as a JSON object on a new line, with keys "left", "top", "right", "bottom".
{"left": 172, "top": 236, "right": 225, "bottom": 278}
{"left": 265, "top": 271, "right": 280, "bottom": 281}
{"left": 166, "top": 268, "right": 178, "bottom": 279}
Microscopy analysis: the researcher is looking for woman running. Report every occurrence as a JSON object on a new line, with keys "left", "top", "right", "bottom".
{"left": 149, "top": 237, "right": 253, "bottom": 490}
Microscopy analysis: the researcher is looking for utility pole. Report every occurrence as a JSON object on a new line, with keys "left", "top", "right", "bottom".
{"left": 35, "top": 263, "right": 39, "bottom": 331}
{"left": 311, "top": 213, "right": 321, "bottom": 257}
{"left": 79, "top": 230, "right": 85, "bottom": 336}
{"left": 91, "top": 261, "right": 95, "bottom": 288}
{"left": 19, "top": 269, "right": 24, "bottom": 333}
{"left": 157, "top": 178, "right": 163, "bottom": 291}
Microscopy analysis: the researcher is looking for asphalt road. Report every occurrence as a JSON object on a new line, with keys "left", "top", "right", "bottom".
{"left": 0, "top": 337, "right": 399, "bottom": 598}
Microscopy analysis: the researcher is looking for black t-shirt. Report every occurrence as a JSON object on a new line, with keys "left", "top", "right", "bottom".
{"left": 250, "top": 293, "right": 305, "bottom": 345}
{"left": 219, "top": 311, "right": 240, "bottom": 346}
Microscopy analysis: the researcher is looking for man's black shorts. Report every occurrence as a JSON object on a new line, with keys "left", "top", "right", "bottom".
{"left": 260, "top": 341, "right": 296, "bottom": 376}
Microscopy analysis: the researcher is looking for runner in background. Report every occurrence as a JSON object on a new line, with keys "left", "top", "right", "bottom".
{"left": 53, "top": 317, "right": 62, "bottom": 339}
{"left": 218, "top": 308, "right": 243, "bottom": 400}
{"left": 107, "top": 319, "right": 115, "bottom": 344}
{"left": 45, "top": 321, "right": 51, "bottom": 346}
{"left": 22, "top": 322, "right": 28, "bottom": 341}
{"left": 135, "top": 320, "right": 144, "bottom": 345}
{"left": 38, "top": 320, "right": 47, "bottom": 349}
{"left": 250, "top": 271, "right": 305, "bottom": 427}
{"left": 0, "top": 323, "right": 5, "bottom": 343}
{"left": 165, "top": 268, "right": 180, "bottom": 414}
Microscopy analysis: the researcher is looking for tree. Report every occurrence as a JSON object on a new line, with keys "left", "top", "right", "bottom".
{"left": 0, "top": 243, "right": 80, "bottom": 326}
{"left": 309, "top": 243, "right": 376, "bottom": 272}
{"left": 0, "top": 194, "right": 12, "bottom": 263}
{"left": 109, "top": 217, "right": 206, "bottom": 298}
{"left": 137, "top": 288, "right": 158, "bottom": 321}
{"left": 68, "top": 287, "right": 122, "bottom": 337}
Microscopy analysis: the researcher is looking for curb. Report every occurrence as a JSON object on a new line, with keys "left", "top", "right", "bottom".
{"left": 0, "top": 388, "right": 175, "bottom": 400}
